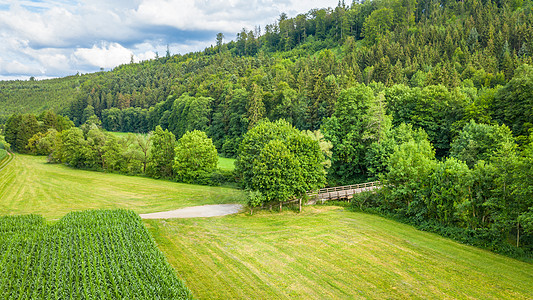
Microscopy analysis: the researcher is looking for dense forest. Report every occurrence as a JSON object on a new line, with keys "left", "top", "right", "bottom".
{"left": 0, "top": 75, "right": 96, "bottom": 119}
{"left": 1, "top": 0, "right": 533, "bottom": 257}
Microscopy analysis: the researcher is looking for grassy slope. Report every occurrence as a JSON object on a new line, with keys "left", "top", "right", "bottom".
{"left": 146, "top": 206, "right": 533, "bottom": 299}
{"left": 0, "top": 149, "right": 6, "bottom": 162}
{"left": 0, "top": 155, "right": 244, "bottom": 219}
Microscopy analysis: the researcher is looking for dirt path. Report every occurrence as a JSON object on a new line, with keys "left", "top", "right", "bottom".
{"left": 139, "top": 204, "right": 243, "bottom": 219}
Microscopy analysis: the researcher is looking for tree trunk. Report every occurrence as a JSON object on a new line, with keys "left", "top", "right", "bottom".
{"left": 299, "top": 198, "right": 302, "bottom": 213}
{"left": 279, "top": 202, "right": 282, "bottom": 212}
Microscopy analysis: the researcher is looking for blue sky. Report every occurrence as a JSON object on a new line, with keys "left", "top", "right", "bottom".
{"left": 0, "top": 0, "right": 338, "bottom": 80}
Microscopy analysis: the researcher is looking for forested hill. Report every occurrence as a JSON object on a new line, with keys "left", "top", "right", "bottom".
{"left": 0, "top": 75, "right": 90, "bottom": 120}
{"left": 2, "top": 0, "right": 532, "bottom": 156}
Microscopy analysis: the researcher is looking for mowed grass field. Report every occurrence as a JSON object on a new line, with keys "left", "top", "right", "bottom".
{"left": 0, "top": 149, "right": 6, "bottom": 162}
{"left": 217, "top": 156, "right": 235, "bottom": 171}
{"left": 2, "top": 153, "right": 532, "bottom": 299}
{"left": 0, "top": 155, "right": 244, "bottom": 219}
{"left": 145, "top": 206, "right": 533, "bottom": 299}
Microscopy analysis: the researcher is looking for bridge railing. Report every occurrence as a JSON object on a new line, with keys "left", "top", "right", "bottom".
{"left": 307, "top": 181, "right": 381, "bottom": 202}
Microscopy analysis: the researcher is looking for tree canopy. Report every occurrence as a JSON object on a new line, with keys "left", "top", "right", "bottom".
{"left": 174, "top": 130, "right": 218, "bottom": 183}
{"left": 236, "top": 119, "right": 326, "bottom": 204}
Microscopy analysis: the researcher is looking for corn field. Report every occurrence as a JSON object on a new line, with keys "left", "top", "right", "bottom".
{"left": 0, "top": 210, "right": 192, "bottom": 299}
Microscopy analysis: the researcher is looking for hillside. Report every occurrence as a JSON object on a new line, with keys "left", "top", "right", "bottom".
{"left": 146, "top": 206, "right": 533, "bottom": 299}
{"left": 0, "top": 75, "right": 95, "bottom": 119}
{"left": 1, "top": 0, "right": 533, "bottom": 258}
{"left": 0, "top": 155, "right": 244, "bottom": 219}
{"left": 1, "top": 0, "right": 531, "bottom": 143}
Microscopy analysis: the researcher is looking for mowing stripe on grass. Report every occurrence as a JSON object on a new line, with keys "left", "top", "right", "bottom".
{"left": 146, "top": 207, "right": 533, "bottom": 299}
{"left": 0, "top": 155, "right": 245, "bottom": 219}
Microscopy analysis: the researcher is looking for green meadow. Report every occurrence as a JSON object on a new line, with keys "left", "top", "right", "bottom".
{"left": 217, "top": 156, "right": 236, "bottom": 171}
{"left": 0, "top": 149, "right": 6, "bottom": 162}
{"left": 0, "top": 155, "right": 244, "bottom": 219}
{"left": 146, "top": 207, "right": 533, "bottom": 299}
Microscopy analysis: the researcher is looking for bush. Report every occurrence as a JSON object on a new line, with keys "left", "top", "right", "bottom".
{"left": 208, "top": 169, "right": 237, "bottom": 186}
{"left": 247, "top": 190, "right": 265, "bottom": 215}
{"left": 351, "top": 191, "right": 381, "bottom": 210}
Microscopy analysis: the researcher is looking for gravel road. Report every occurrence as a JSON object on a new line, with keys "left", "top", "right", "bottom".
{"left": 139, "top": 204, "right": 243, "bottom": 219}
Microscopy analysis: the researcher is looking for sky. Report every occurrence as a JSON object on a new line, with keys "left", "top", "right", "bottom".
{"left": 0, "top": 0, "right": 339, "bottom": 80}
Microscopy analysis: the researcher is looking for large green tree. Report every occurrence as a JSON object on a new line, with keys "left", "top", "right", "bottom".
{"left": 168, "top": 94, "right": 213, "bottom": 140}
{"left": 322, "top": 85, "right": 391, "bottom": 184}
{"left": 58, "top": 127, "right": 88, "bottom": 168}
{"left": 236, "top": 119, "right": 325, "bottom": 205}
{"left": 147, "top": 126, "right": 176, "bottom": 178}
{"left": 173, "top": 130, "right": 218, "bottom": 183}
{"left": 362, "top": 8, "right": 394, "bottom": 44}
{"left": 4, "top": 114, "right": 40, "bottom": 153}
{"left": 382, "top": 137, "right": 437, "bottom": 214}
{"left": 250, "top": 140, "right": 303, "bottom": 203}
{"left": 365, "top": 123, "right": 428, "bottom": 178}
{"left": 492, "top": 64, "right": 533, "bottom": 140}
{"left": 450, "top": 120, "right": 515, "bottom": 167}
{"left": 425, "top": 158, "right": 472, "bottom": 225}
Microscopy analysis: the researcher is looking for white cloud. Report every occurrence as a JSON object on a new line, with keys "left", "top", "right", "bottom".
{"left": 74, "top": 43, "right": 135, "bottom": 69}
{"left": 0, "top": 0, "right": 339, "bottom": 77}
{"left": 0, "top": 59, "right": 43, "bottom": 75}
{"left": 132, "top": 0, "right": 278, "bottom": 32}
{"left": 131, "top": 0, "right": 336, "bottom": 33}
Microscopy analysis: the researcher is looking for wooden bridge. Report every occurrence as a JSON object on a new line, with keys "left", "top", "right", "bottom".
{"left": 261, "top": 181, "right": 381, "bottom": 213}
{"left": 306, "top": 181, "right": 380, "bottom": 204}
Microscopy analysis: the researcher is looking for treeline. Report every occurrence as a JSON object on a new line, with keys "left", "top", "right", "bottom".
{"left": 4, "top": 64, "right": 533, "bottom": 186}
{"left": 3, "top": 111, "right": 233, "bottom": 185}
{"left": 352, "top": 119, "right": 533, "bottom": 256}
{"left": 3, "top": 111, "right": 74, "bottom": 153}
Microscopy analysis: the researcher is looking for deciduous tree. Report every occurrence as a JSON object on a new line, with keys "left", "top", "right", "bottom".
{"left": 147, "top": 126, "right": 176, "bottom": 178}
{"left": 173, "top": 130, "right": 218, "bottom": 183}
